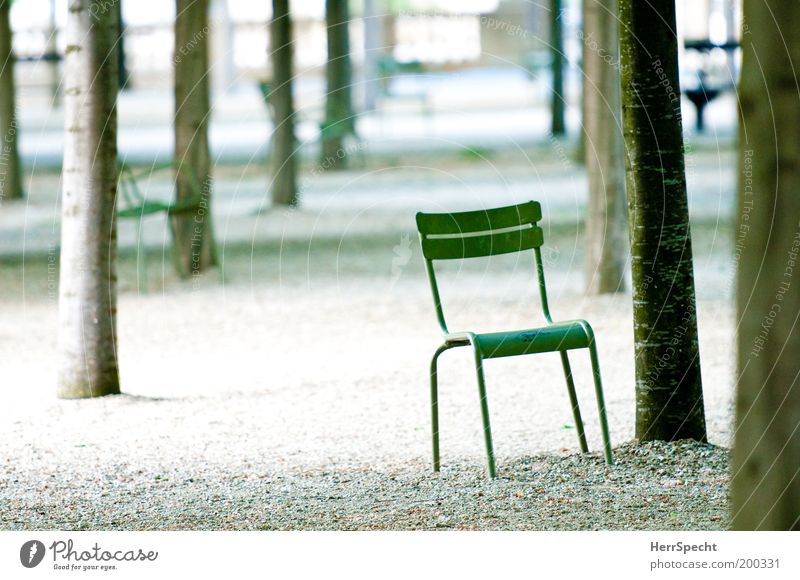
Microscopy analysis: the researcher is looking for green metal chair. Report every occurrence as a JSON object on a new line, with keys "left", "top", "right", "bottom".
{"left": 117, "top": 162, "right": 207, "bottom": 289}
{"left": 416, "top": 200, "right": 613, "bottom": 478}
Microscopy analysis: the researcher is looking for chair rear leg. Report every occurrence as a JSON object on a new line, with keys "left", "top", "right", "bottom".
{"left": 472, "top": 347, "right": 497, "bottom": 478}
{"left": 430, "top": 344, "right": 449, "bottom": 472}
{"left": 559, "top": 351, "right": 589, "bottom": 453}
{"left": 588, "top": 342, "right": 614, "bottom": 465}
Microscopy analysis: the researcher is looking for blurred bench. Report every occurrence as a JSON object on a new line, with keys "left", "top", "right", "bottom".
{"left": 117, "top": 162, "right": 206, "bottom": 289}
{"left": 376, "top": 56, "right": 430, "bottom": 114}
{"left": 259, "top": 80, "right": 366, "bottom": 166}
{"left": 374, "top": 56, "right": 432, "bottom": 136}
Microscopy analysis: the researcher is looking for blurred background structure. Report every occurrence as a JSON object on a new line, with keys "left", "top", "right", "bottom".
{"left": 4, "top": 0, "right": 741, "bottom": 168}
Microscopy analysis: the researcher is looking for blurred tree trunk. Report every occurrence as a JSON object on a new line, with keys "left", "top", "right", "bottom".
{"left": 573, "top": 7, "right": 585, "bottom": 165}
{"left": 583, "top": 0, "right": 626, "bottom": 294}
{"left": 46, "top": 0, "right": 60, "bottom": 104}
{"left": 0, "top": 0, "right": 23, "bottom": 201}
{"left": 732, "top": 0, "right": 800, "bottom": 531}
{"left": 173, "top": 0, "right": 215, "bottom": 277}
{"left": 619, "top": 0, "right": 706, "bottom": 441}
{"left": 322, "top": 0, "right": 355, "bottom": 167}
{"left": 270, "top": 0, "right": 297, "bottom": 206}
{"left": 549, "top": 0, "right": 565, "bottom": 135}
{"left": 58, "top": 0, "right": 120, "bottom": 398}
{"left": 382, "top": 9, "right": 396, "bottom": 54}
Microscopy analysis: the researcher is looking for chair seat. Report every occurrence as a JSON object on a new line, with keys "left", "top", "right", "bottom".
{"left": 447, "top": 320, "right": 592, "bottom": 359}
{"left": 117, "top": 200, "right": 172, "bottom": 218}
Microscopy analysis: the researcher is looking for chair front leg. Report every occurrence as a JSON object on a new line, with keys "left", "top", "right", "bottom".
{"left": 429, "top": 343, "right": 452, "bottom": 472}
{"left": 588, "top": 342, "right": 614, "bottom": 465}
{"left": 471, "top": 342, "right": 497, "bottom": 478}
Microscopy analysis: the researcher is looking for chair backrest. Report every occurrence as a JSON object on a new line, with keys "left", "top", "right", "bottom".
{"left": 415, "top": 201, "right": 552, "bottom": 333}
{"left": 416, "top": 201, "right": 543, "bottom": 260}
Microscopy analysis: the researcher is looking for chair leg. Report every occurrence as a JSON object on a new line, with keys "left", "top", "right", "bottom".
{"left": 559, "top": 351, "right": 589, "bottom": 453}
{"left": 135, "top": 215, "right": 148, "bottom": 293}
{"left": 588, "top": 342, "right": 614, "bottom": 465}
{"left": 472, "top": 346, "right": 497, "bottom": 478}
{"left": 429, "top": 344, "right": 450, "bottom": 472}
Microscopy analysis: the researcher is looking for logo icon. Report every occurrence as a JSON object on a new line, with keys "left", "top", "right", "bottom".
{"left": 390, "top": 233, "right": 413, "bottom": 289}
{"left": 20, "top": 540, "right": 46, "bottom": 568}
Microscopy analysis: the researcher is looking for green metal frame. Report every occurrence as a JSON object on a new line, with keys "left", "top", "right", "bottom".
{"left": 117, "top": 161, "right": 207, "bottom": 289}
{"left": 416, "top": 200, "right": 613, "bottom": 478}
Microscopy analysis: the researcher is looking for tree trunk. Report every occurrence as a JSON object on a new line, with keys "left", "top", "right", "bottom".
{"left": 173, "top": 0, "right": 215, "bottom": 277}
{"left": 322, "top": 0, "right": 355, "bottom": 168}
{"left": 0, "top": 0, "right": 23, "bottom": 201}
{"left": 270, "top": 0, "right": 297, "bottom": 206}
{"left": 618, "top": 0, "right": 706, "bottom": 441}
{"left": 732, "top": 0, "right": 800, "bottom": 531}
{"left": 549, "top": 0, "right": 565, "bottom": 136}
{"left": 58, "top": 0, "right": 120, "bottom": 398}
{"left": 583, "top": 0, "right": 626, "bottom": 294}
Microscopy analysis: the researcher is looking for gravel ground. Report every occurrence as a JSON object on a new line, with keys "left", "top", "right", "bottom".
{"left": 0, "top": 280, "right": 734, "bottom": 530}
{"left": 0, "top": 155, "right": 736, "bottom": 530}
{"left": 1, "top": 439, "right": 727, "bottom": 531}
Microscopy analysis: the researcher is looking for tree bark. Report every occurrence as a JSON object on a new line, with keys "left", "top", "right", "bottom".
{"left": 322, "top": 0, "right": 355, "bottom": 168}
{"left": 173, "top": 0, "right": 215, "bottom": 277}
{"left": 58, "top": 0, "right": 120, "bottom": 398}
{"left": 583, "top": 0, "right": 626, "bottom": 294}
{"left": 270, "top": 0, "right": 297, "bottom": 206}
{"left": 0, "top": 0, "right": 23, "bottom": 201}
{"left": 549, "top": 0, "right": 565, "bottom": 136}
{"left": 732, "top": 0, "right": 800, "bottom": 531}
{"left": 618, "top": 0, "right": 706, "bottom": 441}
